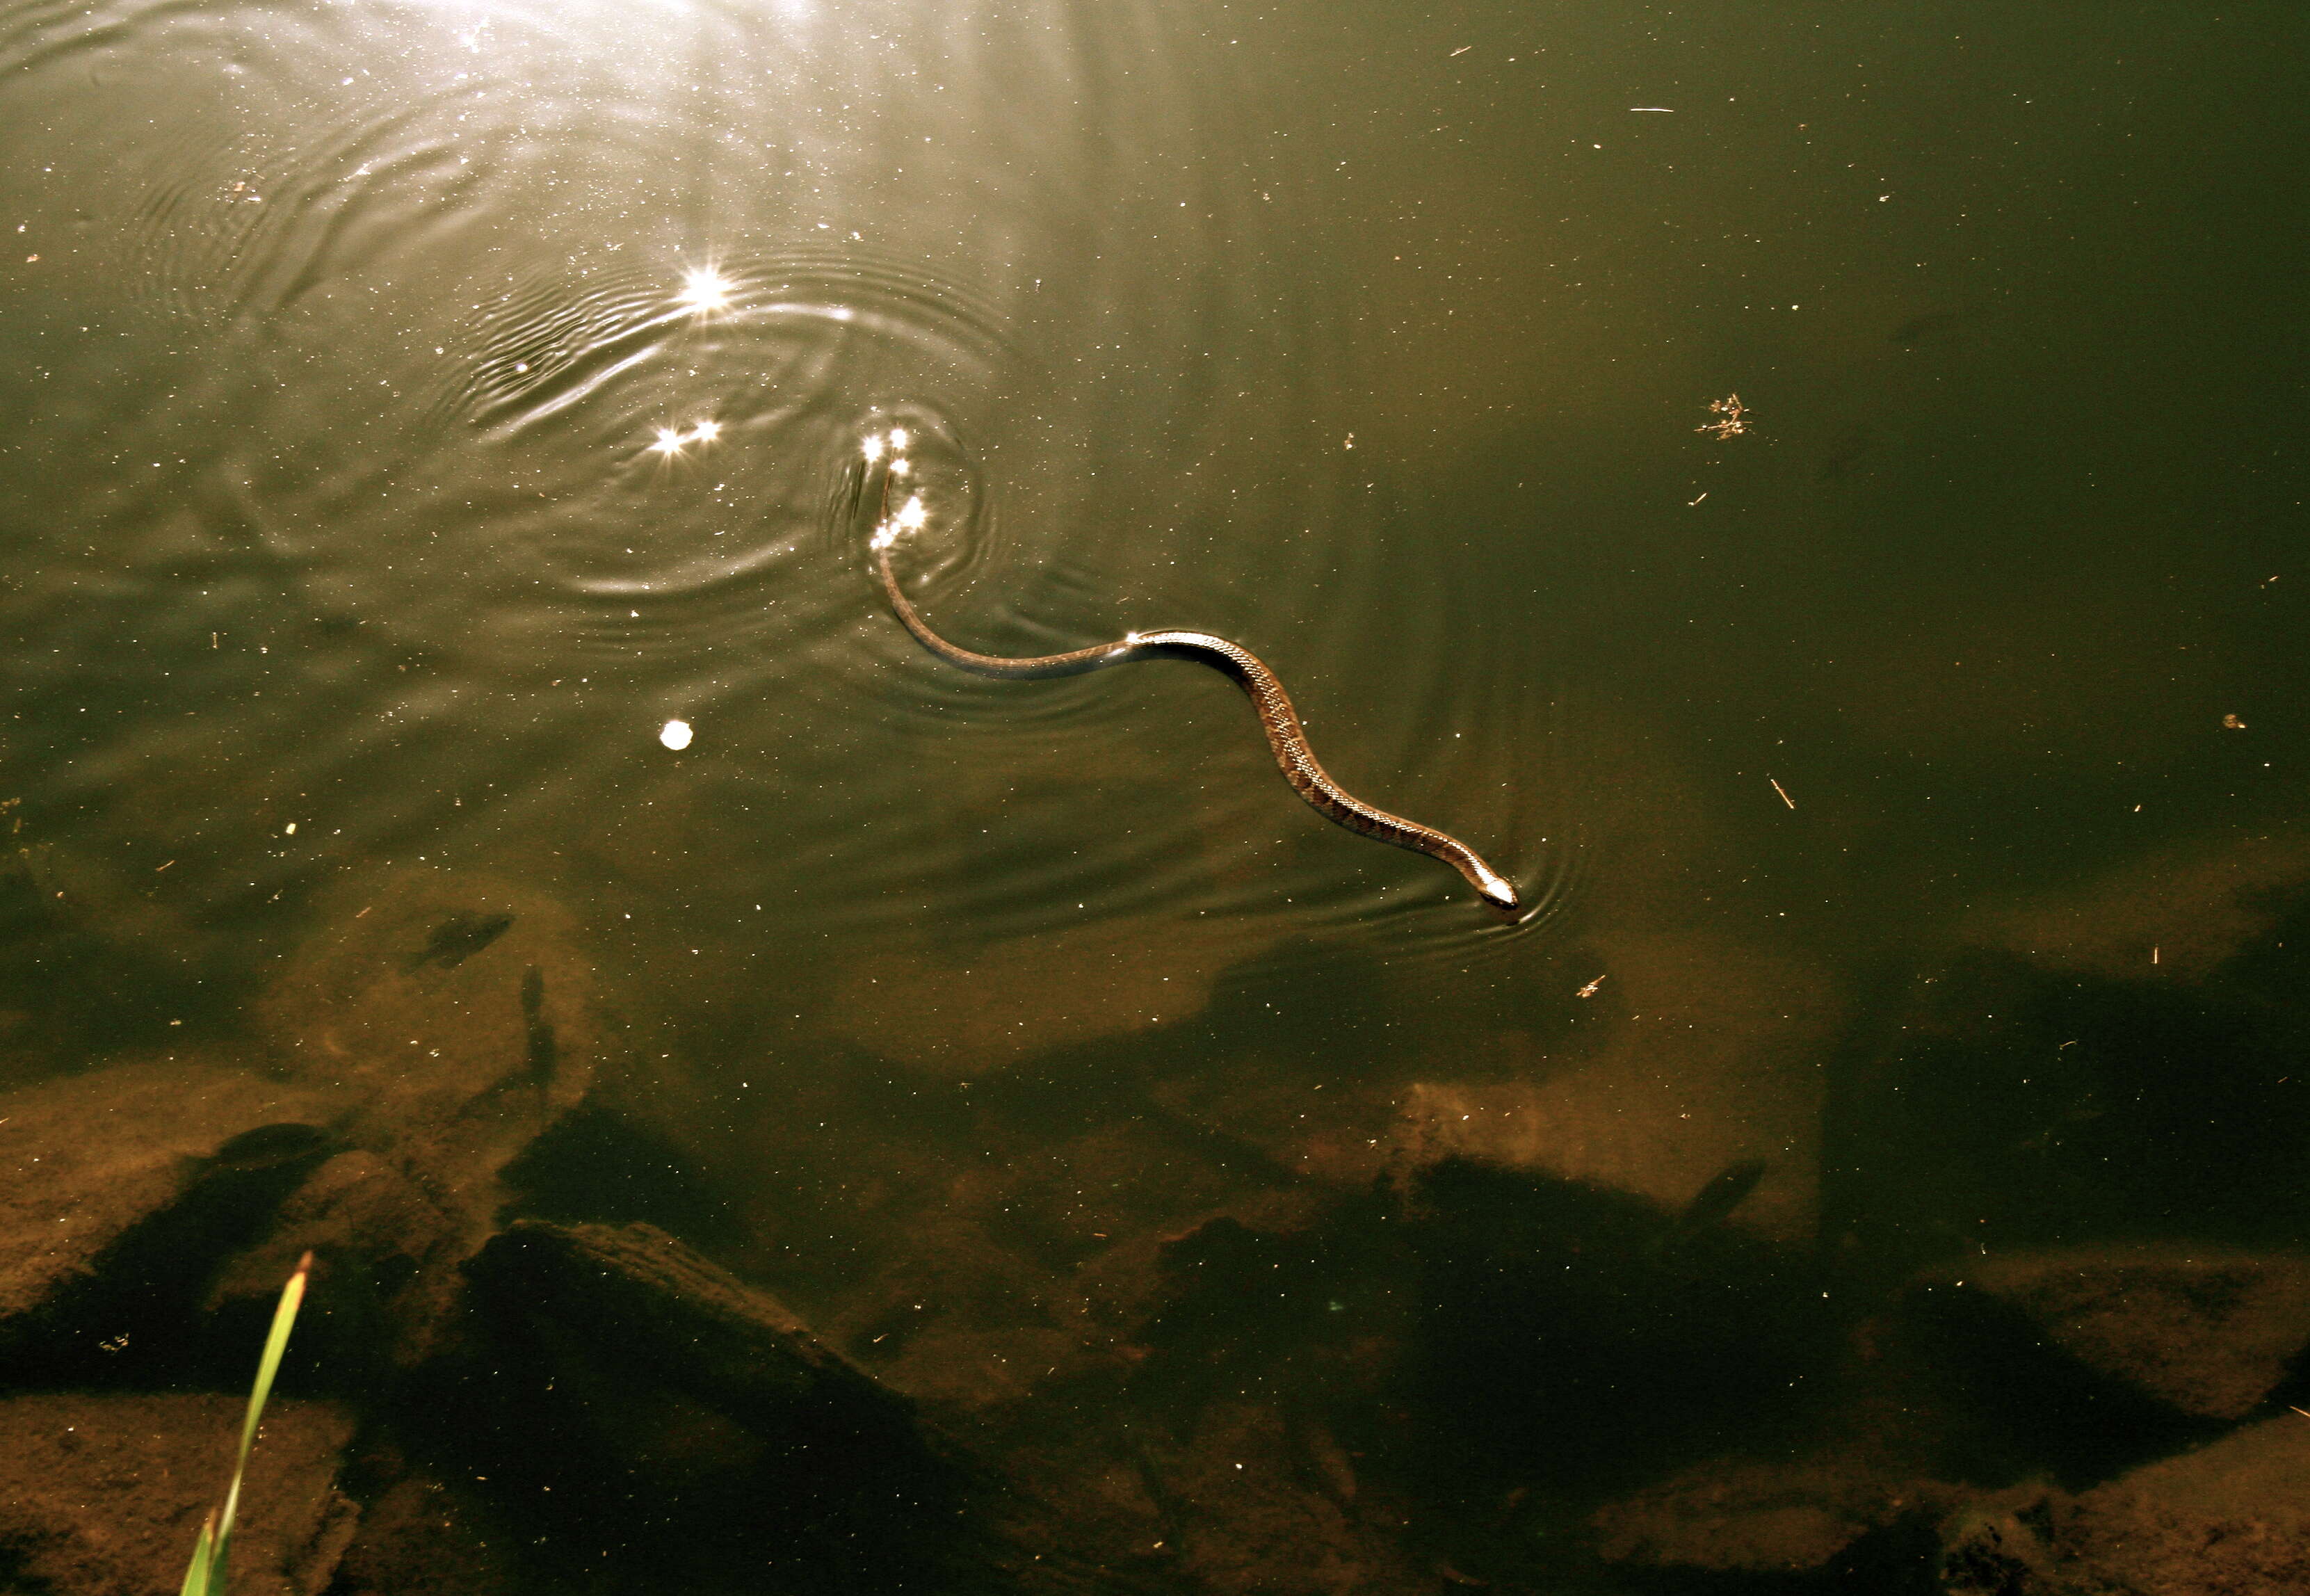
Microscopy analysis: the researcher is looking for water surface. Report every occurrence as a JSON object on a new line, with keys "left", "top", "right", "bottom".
{"left": 3, "top": 1, "right": 2307, "bottom": 1588}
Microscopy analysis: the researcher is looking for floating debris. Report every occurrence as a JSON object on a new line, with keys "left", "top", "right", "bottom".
{"left": 1698, "top": 394, "right": 1752, "bottom": 440}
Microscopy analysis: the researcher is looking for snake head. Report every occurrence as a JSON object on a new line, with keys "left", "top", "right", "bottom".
{"left": 1472, "top": 869, "right": 1521, "bottom": 916}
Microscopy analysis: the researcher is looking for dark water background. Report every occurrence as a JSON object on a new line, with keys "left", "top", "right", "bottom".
{"left": 3, "top": 0, "right": 2308, "bottom": 1588}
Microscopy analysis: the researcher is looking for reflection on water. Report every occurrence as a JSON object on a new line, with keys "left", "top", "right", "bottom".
{"left": 0, "top": 0, "right": 1551, "bottom": 970}
{"left": 3, "top": 0, "right": 2308, "bottom": 1591}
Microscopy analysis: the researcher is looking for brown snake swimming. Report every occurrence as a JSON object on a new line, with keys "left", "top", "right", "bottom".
{"left": 862, "top": 435, "right": 1519, "bottom": 915}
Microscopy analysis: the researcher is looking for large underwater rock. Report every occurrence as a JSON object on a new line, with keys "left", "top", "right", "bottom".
{"left": 1932, "top": 1244, "right": 2310, "bottom": 1420}
{"left": 0, "top": 1055, "right": 343, "bottom": 1359}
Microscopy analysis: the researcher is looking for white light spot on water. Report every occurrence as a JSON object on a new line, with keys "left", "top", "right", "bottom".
{"left": 660, "top": 720, "right": 693, "bottom": 750}
{"left": 888, "top": 426, "right": 910, "bottom": 450}
{"left": 644, "top": 418, "right": 719, "bottom": 458}
{"left": 861, "top": 434, "right": 886, "bottom": 462}
{"left": 894, "top": 494, "right": 928, "bottom": 531}
{"left": 675, "top": 268, "right": 732, "bottom": 314}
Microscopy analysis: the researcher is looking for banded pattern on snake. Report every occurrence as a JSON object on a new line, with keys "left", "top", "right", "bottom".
{"left": 862, "top": 441, "right": 1519, "bottom": 914}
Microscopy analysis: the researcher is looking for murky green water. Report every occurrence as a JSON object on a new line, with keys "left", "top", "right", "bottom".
{"left": 3, "top": 2, "right": 2307, "bottom": 1590}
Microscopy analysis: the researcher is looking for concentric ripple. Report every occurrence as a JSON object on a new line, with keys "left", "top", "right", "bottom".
{"left": 0, "top": 0, "right": 1573, "bottom": 1003}
{"left": 221, "top": 243, "right": 1022, "bottom": 672}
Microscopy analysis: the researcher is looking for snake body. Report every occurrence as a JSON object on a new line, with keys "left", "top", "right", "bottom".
{"left": 866, "top": 462, "right": 1519, "bottom": 914}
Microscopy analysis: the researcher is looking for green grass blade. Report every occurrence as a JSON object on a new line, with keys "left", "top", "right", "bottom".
{"left": 179, "top": 1510, "right": 217, "bottom": 1596}
{"left": 204, "top": 1250, "right": 314, "bottom": 1579}
{"left": 234, "top": 1250, "right": 312, "bottom": 1482}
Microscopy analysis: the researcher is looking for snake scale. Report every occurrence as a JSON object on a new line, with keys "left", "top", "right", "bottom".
{"left": 862, "top": 437, "right": 1519, "bottom": 915}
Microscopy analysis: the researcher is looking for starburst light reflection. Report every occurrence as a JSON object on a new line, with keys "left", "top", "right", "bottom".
{"left": 675, "top": 268, "right": 733, "bottom": 315}
{"left": 646, "top": 419, "right": 721, "bottom": 458}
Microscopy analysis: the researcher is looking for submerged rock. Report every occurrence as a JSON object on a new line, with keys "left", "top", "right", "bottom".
{"left": 0, "top": 1392, "right": 357, "bottom": 1596}
{"left": 1942, "top": 1417, "right": 2310, "bottom": 1593}
{"left": 246, "top": 870, "right": 614, "bottom": 1356}
{"left": 1937, "top": 1486, "right": 2065, "bottom": 1596}
{"left": 2051, "top": 1412, "right": 2310, "bottom": 1591}
{"left": 1962, "top": 832, "right": 2310, "bottom": 983}
{"left": 254, "top": 871, "right": 603, "bottom": 1171}
{"left": 1391, "top": 926, "right": 1836, "bottom": 1244}
{"left": 453, "top": 1220, "right": 1035, "bottom": 1591}
{"left": 832, "top": 1207, "right": 1119, "bottom": 1416}
{"left": 1591, "top": 1456, "right": 1948, "bottom": 1578}
{"left": 1136, "top": 1398, "right": 1413, "bottom": 1596}
{"left": 0, "top": 1055, "right": 344, "bottom": 1357}
{"left": 464, "top": 1220, "right": 923, "bottom": 1445}
{"left": 325, "top": 1471, "right": 516, "bottom": 1596}
{"left": 203, "top": 1150, "right": 455, "bottom": 1371}
{"left": 1935, "top": 1244, "right": 2310, "bottom": 1419}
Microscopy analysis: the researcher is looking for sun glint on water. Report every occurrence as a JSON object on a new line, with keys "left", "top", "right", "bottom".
{"left": 675, "top": 268, "right": 732, "bottom": 315}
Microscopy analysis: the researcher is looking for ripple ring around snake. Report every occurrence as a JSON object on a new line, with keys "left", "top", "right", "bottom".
{"left": 863, "top": 459, "right": 1520, "bottom": 915}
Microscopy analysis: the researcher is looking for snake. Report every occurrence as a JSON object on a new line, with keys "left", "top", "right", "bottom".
{"left": 862, "top": 446, "right": 1519, "bottom": 914}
